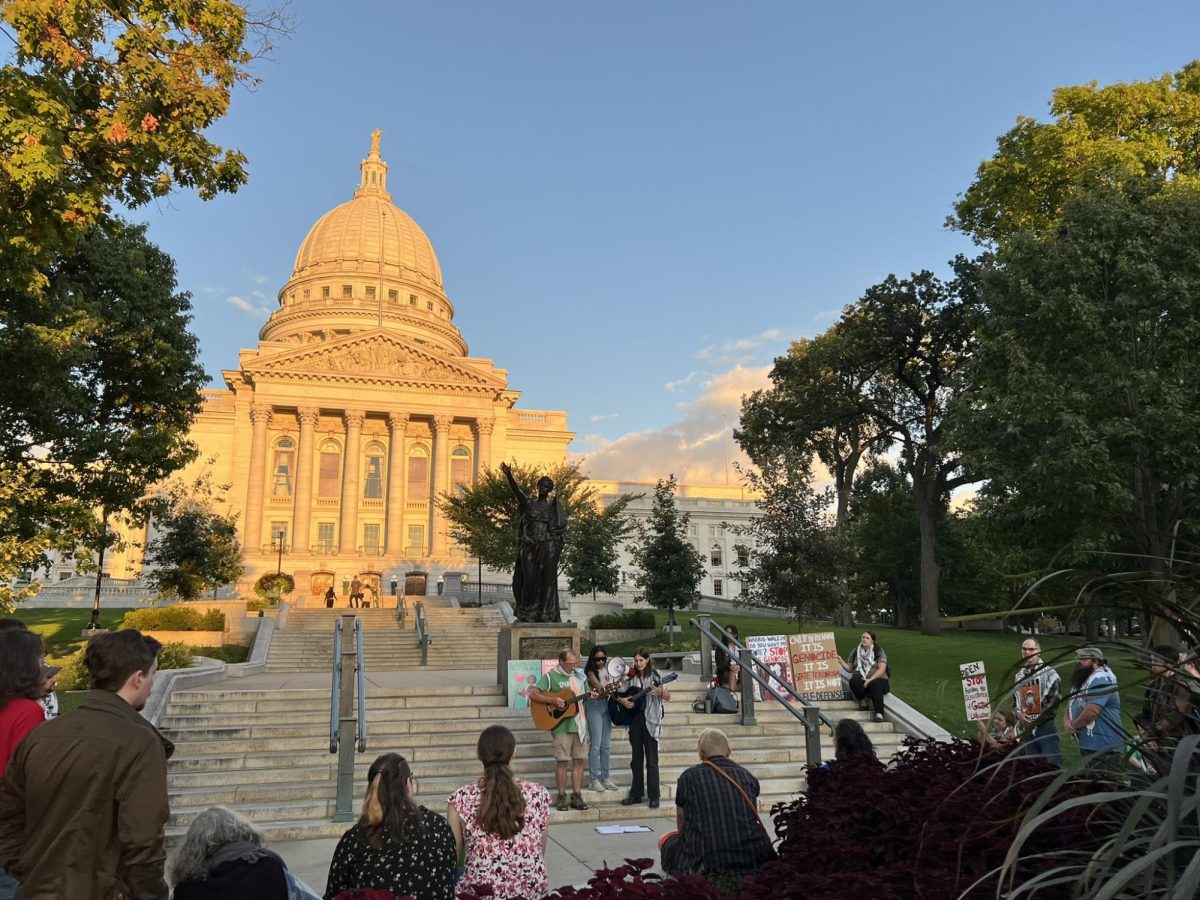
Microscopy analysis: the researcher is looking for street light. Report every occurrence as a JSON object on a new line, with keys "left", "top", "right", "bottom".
{"left": 272, "top": 535, "right": 288, "bottom": 604}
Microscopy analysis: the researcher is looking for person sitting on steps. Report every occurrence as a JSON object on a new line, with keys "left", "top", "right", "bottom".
{"left": 837, "top": 631, "right": 890, "bottom": 722}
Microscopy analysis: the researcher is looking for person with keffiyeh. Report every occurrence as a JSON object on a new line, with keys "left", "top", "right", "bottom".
{"left": 836, "top": 631, "right": 890, "bottom": 722}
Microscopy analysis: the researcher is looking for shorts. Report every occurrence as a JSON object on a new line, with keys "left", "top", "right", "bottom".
{"left": 552, "top": 730, "right": 588, "bottom": 762}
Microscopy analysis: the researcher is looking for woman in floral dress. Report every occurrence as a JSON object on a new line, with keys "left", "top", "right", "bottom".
{"left": 448, "top": 725, "right": 551, "bottom": 899}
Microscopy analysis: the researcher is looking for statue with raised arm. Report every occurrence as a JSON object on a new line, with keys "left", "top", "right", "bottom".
{"left": 500, "top": 461, "right": 567, "bottom": 623}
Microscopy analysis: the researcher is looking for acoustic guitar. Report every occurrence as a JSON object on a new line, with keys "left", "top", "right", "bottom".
{"left": 530, "top": 679, "right": 623, "bottom": 732}
{"left": 609, "top": 672, "right": 679, "bottom": 727}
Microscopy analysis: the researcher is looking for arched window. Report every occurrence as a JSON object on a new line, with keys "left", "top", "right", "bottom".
{"left": 710, "top": 543, "right": 723, "bottom": 567}
{"left": 318, "top": 440, "right": 341, "bottom": 498}
{"left": 407, "top": 446, "right": 429, "bottom": 500}
{"left": 363, "top": 442, "right": 385, "bottom": 499}
{"left": 450, "top": 445, "right": 472, "bottom": 492}
{"left": 735, "top": 545, "right": 750, "bottom": 567}
{"left": 272, "top": 438, "right": 295, "bottom": 497}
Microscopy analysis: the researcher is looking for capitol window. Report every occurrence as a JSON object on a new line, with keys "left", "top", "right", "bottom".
{"left": 388, "top": 289, "right": 398, "bottom": 302}
{"left": 272, "top": 439, "right": 295, "bottom": 497}
{"left": 710, "top": 544, "right": 723, "bottom": 567}
{"left": 318, "top": 441, "right": 341, "bottom": 498}
{"left": 407, "top": 447, "right": 429, "bottom": 499}
{"left": 342, "top": 284, "right": 352, "bottom": 299}
{"left": 450, "top": 446, "right": 472, "bottom": 492}
{"left": 366, "top": 286, "right": 376, "bottom": 299}
{"left": 713, "top": 577, "right": 723, "bottom": 598}
{"left": 409, "top": 294, "right": 417, "bottom": 305}
{"left": 426, "top": 300, "right": 434, "bottom": 311}
{"left": 322, "top": 286, "right": 330, "bottom": 299}
{"left": 363, "top": 444, "right": 385, "bottom": 499}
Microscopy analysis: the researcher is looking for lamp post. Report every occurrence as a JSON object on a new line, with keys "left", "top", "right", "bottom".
{"left": 477, "top": 556, "right": 482, "bottom": 608}
{"left": 272, "top": 536, "right": 288, "bottom": 603}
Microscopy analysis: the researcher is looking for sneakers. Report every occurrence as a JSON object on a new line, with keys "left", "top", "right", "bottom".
{"left": 601, "top": 778, "right": 619, "bottom": 791}
{"left": 588, "top": 779, "right": 606, "bottom": 792}
{"left": 556, "top": 792, "right": 569, "bottom": 811}
{"left": 570, "top": 792, "right": 588, "bottom": 810}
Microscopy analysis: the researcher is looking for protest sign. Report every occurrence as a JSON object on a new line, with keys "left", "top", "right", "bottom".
{"left": 788, "top": 632, "right": 847, "bottom": 701}
{"left": 746, "top": 634, "right": 794, "bottom": 702}
{"left": 960, "top": 660, "right": 991, "bottom": 722}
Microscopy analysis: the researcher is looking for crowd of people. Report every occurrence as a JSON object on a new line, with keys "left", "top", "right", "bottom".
{"left": 2, "top": 618, "right": 1198, "bottom": 899}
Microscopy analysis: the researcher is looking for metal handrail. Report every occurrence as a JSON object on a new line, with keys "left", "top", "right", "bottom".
{"left": 414, "top": 600, "right": 431, "bottom": 666}
{"left": 354, "top": 619, "right": 367, "bottom": 752}
{"left": 691, "top": 616, "right": 834, "bottom": 766}
{"left": 328, "top": 619, "right": 342, "bottom": 753}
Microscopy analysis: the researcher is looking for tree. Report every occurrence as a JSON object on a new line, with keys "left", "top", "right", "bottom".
{"left": 738, "top": 324, "right": 892, "bottom": 625}
{"left": 0, "top": 0, "right": 287, "bottom": 289}
{"left": 438, "top": 461, "right": 638, "bottom": 580}
{"left": 0, "top": 217, "right": 208, "bottom": 576}
{"left": 839, "top": 267, "right": 977, "bottom": 634}
{"left": 627, "top": 476, "right": 705, "bottom": 647}
{"left": 733, "top": 462, "right": 845, "bottom": 623}
{"left": 848, "top": 460, "right": 922, "bottom": 627}
{"left": 144, "top": 470, "right": 243, "bottom": 602}
{"left": 563, "top": 494, "right": 638, "bottom": 601}
{"left": 960, "top": 184, "right": 1200, "bottom": 643}
{"left": 951, "top": 60, "right": 1200, "bottom": 246}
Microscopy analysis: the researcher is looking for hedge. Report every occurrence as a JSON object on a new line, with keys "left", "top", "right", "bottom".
{"left": 120, "top": 607, "right": 225, "bottom": 632}
{"left": 588, "top": 609, "right": 656, "bottom": 630}
{"left": 55, "top": 640, "right": 198, "bottom": 691}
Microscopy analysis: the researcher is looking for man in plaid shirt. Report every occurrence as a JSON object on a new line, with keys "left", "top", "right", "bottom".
{"left": 660, "top": 729, "right": 775, "bottom": 877}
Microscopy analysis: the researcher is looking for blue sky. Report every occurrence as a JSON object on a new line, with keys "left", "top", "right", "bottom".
{"left": 136, "top": 1, "right": 1200, "bottom": 483}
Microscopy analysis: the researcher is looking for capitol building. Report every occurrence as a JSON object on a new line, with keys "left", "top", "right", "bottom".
{"left": 77, "top": 135, "right": 756, "bottom": 604}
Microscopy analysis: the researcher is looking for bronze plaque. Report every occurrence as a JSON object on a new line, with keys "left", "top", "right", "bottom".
{"left": 519, "top": 636, "right": 573, "bottom": 659}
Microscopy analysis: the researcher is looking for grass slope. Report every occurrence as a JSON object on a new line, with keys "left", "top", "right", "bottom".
{"left": 596, "top": 610, "right": 1149, "bottom": 739}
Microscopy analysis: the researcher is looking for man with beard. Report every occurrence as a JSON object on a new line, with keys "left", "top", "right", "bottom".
{"left": 1063, "top": 646, "right": 1123, "bottom": 770}
{"left": 1134, "top": 644, "right": 1194, "bottom": 770}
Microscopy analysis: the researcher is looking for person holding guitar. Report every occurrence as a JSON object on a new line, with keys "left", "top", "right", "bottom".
{"left": 528, "top": 648, "right": 597, "bottom": 812}
{"left": 618, "top": 649, "right": 671, "bottom": 809}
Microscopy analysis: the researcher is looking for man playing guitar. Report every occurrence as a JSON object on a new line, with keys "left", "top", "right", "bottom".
{"left": 529, "top": 648, "right": 598, "bottom": 811}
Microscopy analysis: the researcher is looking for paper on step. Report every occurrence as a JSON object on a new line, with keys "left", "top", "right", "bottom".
{"left": 595, "top": 824, "right": 653, "bottom": 834}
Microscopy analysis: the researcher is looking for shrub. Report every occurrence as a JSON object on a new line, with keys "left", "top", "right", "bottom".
{"left": 1036, "top": 614, "right": 1062, "bottom": 633}
{"left": 589, "top": 609, "right": 656, "bottom": 630}
{"left": 119, "top": 606, "right": 225, "bottom": 632}
{"left": 53, "top": 639, "right": 197, "bottom": 691}
{"left": 245, "top": 597, "right": 278, "bottom": 613}
{"left": 254, "top": 572, "right": 294, "bottom": 601}
{"left": 192, "top": 644, "right": 249, "bottom": 664}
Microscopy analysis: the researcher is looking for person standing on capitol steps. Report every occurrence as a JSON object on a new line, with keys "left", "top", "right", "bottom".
{"left": 583, "top": 646, "right": 618, "bottom": 793}
{"left": 528, "top": 648, "right": 597, "bottom": 811}
{"left": 620, "top": 649, "right": 670, "bottom": 809}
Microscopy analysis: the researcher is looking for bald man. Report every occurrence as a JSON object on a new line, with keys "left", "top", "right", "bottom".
{"left": 659, "top": 728, "right": 775, "bottom": 877}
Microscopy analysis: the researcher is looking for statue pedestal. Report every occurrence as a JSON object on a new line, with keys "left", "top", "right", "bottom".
{"left": 496, "top": 622, "right": 581, "bottom": 687}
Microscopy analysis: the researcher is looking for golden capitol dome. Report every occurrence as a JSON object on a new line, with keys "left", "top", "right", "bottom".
{"left": 262, "top": 131, "right": 467, "bottom": 357}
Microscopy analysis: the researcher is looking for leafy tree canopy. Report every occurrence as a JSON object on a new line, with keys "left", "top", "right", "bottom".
{"left": 952, "top": 60, "right": 1200, "bottom": 245}
{"left": 627, "top": 476, "right": 705, "bottom": 639}
{"left": 564, "top": 493, "right": 638, "bottom": 600}
{"left": 144, "top": 467, "right": 243, "bottom": 602}
{"left": 439, "top": 461, "right": 637, "bottom": 579}
{"left": 0, "top": 0, "right": 284, "bottom": 289}
{"left": 0, "top": 217, "right": 207, "bottom": 572}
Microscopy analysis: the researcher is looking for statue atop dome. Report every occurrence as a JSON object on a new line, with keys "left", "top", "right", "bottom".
{"left": 370, "top": 128, "right": 382, "bottom": 155}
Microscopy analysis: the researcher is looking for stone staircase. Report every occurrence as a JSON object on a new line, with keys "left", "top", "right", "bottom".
{"left": 265, "top": 606, "right": 505, "bottom": 672}
{"left": 161, "top": 678, "right": 909, "bottom": 842}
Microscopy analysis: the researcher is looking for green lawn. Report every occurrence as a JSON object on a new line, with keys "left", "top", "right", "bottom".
{"left": 4, "top": 607, "right": 125, "bottom": 662}
{"left": 596, "top": 610, "right": 1150, "bottom": 740}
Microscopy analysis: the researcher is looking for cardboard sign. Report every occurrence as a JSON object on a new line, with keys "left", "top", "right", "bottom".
{"left": 788, "top": 632, "right": 847, "bottom": 701}
{"left": 746, "top": 634, "right": 794, "bottom": 703}
{"left": 507, "top": 659, "right": 541, "bottom": 708}
{"left": 960, "top": 660, "right": 991, "bottom": 722}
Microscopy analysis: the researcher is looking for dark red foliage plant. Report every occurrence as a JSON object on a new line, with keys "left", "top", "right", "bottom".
{"left": 513, "top": 740, "right": 1104, "bottom": 900}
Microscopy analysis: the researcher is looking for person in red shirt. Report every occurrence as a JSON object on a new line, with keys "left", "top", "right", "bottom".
{"left": 0, "top": 625, "right": 45, "bottom": 900}
{"left": 0, "top": 627, "right": 45, "bottom": 774}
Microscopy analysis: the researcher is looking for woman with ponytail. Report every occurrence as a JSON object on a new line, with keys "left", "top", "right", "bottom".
{"left": 323, "top": 753, "right": 456, "bottom": 900}
{"left": 447, "top": 724, "right": 551, "bottom": 899}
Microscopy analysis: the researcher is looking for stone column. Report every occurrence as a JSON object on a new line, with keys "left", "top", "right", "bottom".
{"left": 339, "top": 409, "right": 366, "bottom": 553}
{"left": 475, "top": 417, "right": 495, "bottom": 474}
{"left": 430, "top": 415, "right": 452, "bottom": 557}
{"left": 385, "top": 411, "right": 409, "bottom": 555}
{"left": 242, "top": 403, "right": 273, "bottom": 551}
{"left": 292, "top": 406, "right": 320, "bottom": 554}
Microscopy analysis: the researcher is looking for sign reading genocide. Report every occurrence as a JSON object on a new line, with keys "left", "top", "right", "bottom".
{"left": 960, "top": 660, "right": 992, "bottom": 722}
{"left": 788, "top": 632, "right": 847, "bottom": 701}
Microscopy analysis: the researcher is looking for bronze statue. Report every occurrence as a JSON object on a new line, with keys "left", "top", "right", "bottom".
{"left": 500, "top": 462, "right": 566, "bottom": 623}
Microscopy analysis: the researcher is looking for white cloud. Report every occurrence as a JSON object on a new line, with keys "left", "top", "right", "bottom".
{"left": 573, "top": 364, "right": 773, "bottom": 484}
{"left": 252, "top": 274, "right": 268, "bottom": 285}
{"left": 664, "top": 371, "right": 698, "bottom": 392}
{"left": 695, "top": 328, "right": 784, "bottom": 362}
{"left": 226, "top": 294, "right": 272, "bottom": 318}
{"left": 588, "top": 413, "right": 619, "bottom": 423}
